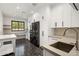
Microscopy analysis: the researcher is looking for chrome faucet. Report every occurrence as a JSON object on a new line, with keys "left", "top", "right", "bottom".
{"left": 63, "top": 28, "right": 79, "bottom": 50}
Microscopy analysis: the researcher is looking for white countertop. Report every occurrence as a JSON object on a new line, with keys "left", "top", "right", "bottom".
{"left": 0, "top": 34, "right": 16, "bottom": 40}
{"left": 42, "top": 36, "right": 79, "bottom": 56}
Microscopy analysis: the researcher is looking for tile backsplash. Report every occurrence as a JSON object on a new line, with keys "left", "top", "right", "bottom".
{"left": 49, "top": 28, "right": 79, "bottom": 38}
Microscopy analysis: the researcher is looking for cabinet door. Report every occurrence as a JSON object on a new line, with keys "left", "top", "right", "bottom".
{"left": 50, "top": 4, "right": 73, "bottom": 28}
{"left": 56, "top": 5, "right": 63, "bottom": 27}
{"left": 50, "top": 4, "right": 63, "bottom": 28}
{"left": 62, "top": 4, "right": 72, "bottom": 27}
{"left": 71, "top": 9, "right": 79, "bottom": 27}
{"left": 50, "top": 9, "right": 57, "bottom": 28}
{"left": 49, "top": 18, "right": 56, "bottom": 28}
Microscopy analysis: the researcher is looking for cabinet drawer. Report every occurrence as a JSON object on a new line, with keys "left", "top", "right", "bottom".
{"left": 3, "top": 41, "right": 12, "bottom": 45}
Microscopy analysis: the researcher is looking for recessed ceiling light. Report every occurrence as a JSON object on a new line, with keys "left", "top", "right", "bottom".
{"left": 16, "top": 6, "right": 20, "bottom": 10}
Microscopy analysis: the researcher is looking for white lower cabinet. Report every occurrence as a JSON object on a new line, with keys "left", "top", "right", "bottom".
{"left": 0, "top": 44, "right": 13, "bottom": 56}
{"left": 0, "top": 40, "right": 14, "bottom": 55}
{"left": 43, "top": 49, "right": 54, "bottom": 56}
{"left": 43, "top": 49, "right": 60, "bottom": 56}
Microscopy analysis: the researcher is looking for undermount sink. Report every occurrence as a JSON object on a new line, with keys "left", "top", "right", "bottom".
{"left": 50, "top": 42, "right": 74, "bottom": 53}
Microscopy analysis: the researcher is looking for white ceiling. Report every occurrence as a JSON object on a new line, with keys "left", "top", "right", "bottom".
{"left": 0, "top": 3, "right": 49, "bottom": 19}
{"left": 0, "top": 3, "right": 78, "bottom": 19}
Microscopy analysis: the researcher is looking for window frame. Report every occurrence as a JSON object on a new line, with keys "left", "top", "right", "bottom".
{"left": 11, "top": 20, "right": 25, "bottom": 31}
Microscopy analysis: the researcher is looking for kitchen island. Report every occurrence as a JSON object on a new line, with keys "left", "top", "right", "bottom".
{"left": 0, "top": 34, "right": 16, "bottom": 56}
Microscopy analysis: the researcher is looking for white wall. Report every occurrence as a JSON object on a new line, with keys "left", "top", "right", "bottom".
{"left": 0, "top": 10, "right": 3, "bottom": 34}
{"left": 3, "top": 15, "right": 28, "bottom": 39}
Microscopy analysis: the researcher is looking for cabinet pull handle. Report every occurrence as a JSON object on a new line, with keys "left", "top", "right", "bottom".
{"left": 0, "top": 42, "right": 2, "bottom": 48}
{"left": 3, "top": 41, "right": 12, "bottom": 45}
{"left": 55, "top": 22, "right": 57, "bottom": 27}
{"left": 62, "top": 21, "right": 64, "bottom": 27}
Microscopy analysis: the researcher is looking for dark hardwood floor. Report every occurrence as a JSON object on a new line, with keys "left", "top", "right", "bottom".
{"left": 4, "top": 39, "right": 43, "bottom": 56}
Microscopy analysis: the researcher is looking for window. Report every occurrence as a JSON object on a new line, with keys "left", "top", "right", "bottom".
{"left": 11, "top": 21, "right": 25, "bottom": 31}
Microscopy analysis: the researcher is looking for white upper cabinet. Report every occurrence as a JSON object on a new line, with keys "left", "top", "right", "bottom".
{"left": 71, "top": 8, "right": 79, "bottom": 27}
{"left": 62, "top": 4, "right": 72, "bottom": 27}
{"left": 55, "top": 5, "right": 63, "bottom": 27}
{"left": 50, "top": 4, "right": 72, "bottom": 28}
{"left": 49, "top": 3, "right": 79, "bottom": 28}
{"left": 50, "top": 4, "right": 63, "bottom": 28}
